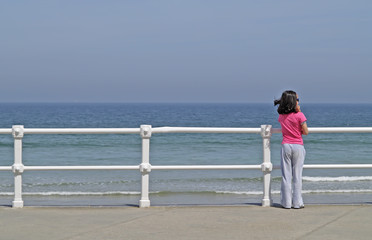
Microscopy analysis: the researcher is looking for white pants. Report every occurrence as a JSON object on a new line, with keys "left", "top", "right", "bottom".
{"left": 280, "top": 144, "right": 306, "bottom": 208}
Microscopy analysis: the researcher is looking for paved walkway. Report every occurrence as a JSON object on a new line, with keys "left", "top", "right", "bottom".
{"left": 1, "top": 204, "right": 372, "bottom": 240}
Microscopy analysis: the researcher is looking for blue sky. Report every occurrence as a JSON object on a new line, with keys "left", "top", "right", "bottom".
{"left": 1, "top": 1, "right": 371, "bottom": 103}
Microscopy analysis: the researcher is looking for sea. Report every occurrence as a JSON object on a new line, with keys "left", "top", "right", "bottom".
{"left": 0, "top": 103, "right": 372, "bottom": 206}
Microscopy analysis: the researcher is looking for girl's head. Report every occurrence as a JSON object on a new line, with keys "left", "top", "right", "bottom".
{"left": 274, "top": 90, "right": 298, "bottom": 114}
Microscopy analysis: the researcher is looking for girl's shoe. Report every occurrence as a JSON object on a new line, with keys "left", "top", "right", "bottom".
{"left": 293, "top": 205, "right": 305, "bottom": 209}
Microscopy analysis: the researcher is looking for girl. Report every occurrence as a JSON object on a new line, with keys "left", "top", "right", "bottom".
{"left": 274, "top": 90, "right": 308, "bottom": 209}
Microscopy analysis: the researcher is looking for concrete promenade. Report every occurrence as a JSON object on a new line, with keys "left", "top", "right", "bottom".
{"left": 1, "top": 204, "right": 372, "bottom": 240}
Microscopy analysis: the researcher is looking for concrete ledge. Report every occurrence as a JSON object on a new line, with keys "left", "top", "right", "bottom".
{"left": 1, "top": 205, "right": 372, "bottom": 240}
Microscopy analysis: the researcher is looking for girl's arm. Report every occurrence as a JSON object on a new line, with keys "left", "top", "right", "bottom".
{"left": 302, "top": 122, "right": 309, "bottom": 135}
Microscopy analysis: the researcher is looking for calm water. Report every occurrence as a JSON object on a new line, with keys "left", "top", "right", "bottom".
{"left": 0, "top": 103, "right": 371, "bottom": 206}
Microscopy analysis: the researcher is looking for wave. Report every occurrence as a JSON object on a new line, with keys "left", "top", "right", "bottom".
{"left": 303, "top": 176, "right": 372, "bottom": 182}
{"left": 0, "top": 191, "right": 142, "bottom": 196}
{"left": 217, "top": 189, "right": 372, "bottom": 195}
{"left": 153, "top": 177, "right": 263, "bottom": 183}
{"left": 0, "top": 180, "right": 138, "bottom": 188}
{"left": 1, "top": 176, "right": 370, "bottom": 189}
{"left": 160, "top": 176, "right": 372, "bottom": 183}
{"left": 216, "top": 191, "right": 264, "bottom": 195}
{"left": 302, "top": 189, "right": 372, "bottom": 194}
{"left": 1, "top": 189, "right": 372, "bottom": 197}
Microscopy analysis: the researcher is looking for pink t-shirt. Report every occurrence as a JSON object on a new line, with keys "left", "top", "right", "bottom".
{"left": 278, "top": 112, "right": 307, "bottom": 145}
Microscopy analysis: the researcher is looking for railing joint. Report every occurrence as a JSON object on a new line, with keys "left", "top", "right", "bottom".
{"left": 140, "top": 125, "right": 152, "bottom": 139}
{"left": 261, "top": 162, "right": 273, "bottom": 172}
{"left": 139, "top": 163, "right": 152, "bottom": 173}
{"left": 260, "top": 125, "right": 272, "bottom": 138}
{"left": 12, "top": 125, "right": 24, "bottom": 139}
{"left": 12, "top": 164, "right": 25, "bottom": 174}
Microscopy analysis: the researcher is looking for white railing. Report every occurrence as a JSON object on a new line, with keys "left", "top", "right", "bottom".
{"left": 1, "top": 125, "right": 372, "bottom": 208}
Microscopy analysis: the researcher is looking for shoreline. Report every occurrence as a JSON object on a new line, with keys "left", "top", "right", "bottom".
{"left": 1, "top": 192, "right": 371, "bottom": 207}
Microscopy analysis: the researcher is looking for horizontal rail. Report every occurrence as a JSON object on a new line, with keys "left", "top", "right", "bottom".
{"left": 0, "top": 129, "right": 12, "bottom": 134}
{"left": 0, "top": 167, "right": 12, "bottom": 171}
{"left": 304, "top": 164, "right": 372, "bottom": 169}
{"left": 2, "top": 127, "right": 372, "bottom": 135}
{"left": 151, "top": 165, "right": 262, "bottom": 170}
{"left": 273, "top": 164, "right": 372, "bottom": 170}
{"left": 23, "top": 166, "right": 140, "bottom": 171}
{"left": 3, "top": 164, "right": 372, "bottom": 172}
{"left": 23, "top": 128, "right": 140, "bottom": 134}
{"left": 152, "top": 127, "right": 261, "bottom": 134}
{"left": 272, "top": 127, "right": 372, "bottom": 134}
{"left": 309, "top": 127, "right": 372, "bottom": 133}
{"left": 0, "top": 165, "right": 262, "bottom": 171}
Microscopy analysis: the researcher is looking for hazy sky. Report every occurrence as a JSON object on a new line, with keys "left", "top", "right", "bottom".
{"left": 1, "top": 1, "right": 371, "bottom": 103}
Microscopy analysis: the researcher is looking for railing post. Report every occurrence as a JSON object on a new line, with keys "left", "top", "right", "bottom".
{"left": 12, "top": 125, "right": 25, "bottom": 208}
{"left": 260, "top": 125, "right": 273, "bottom": 207}
{"left": 139, "top": 125, "right": 152, "bottom": 208}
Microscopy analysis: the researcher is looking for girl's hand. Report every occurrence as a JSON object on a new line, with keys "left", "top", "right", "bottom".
{"left": 296, "top": 104, "right": 301, "bottom": 112}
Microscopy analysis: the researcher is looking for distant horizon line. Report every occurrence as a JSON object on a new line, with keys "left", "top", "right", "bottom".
{"left": 0, "top": 101, "right": 371, "bottom": 105}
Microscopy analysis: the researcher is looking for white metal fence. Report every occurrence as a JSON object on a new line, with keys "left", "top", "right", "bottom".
{"left": 1, "top": 125, "right": 372, "bottom": 208}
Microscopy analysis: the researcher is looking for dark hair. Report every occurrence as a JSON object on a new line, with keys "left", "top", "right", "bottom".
{"left": 274, "top": 90, "right": 297, "bottom": 114}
